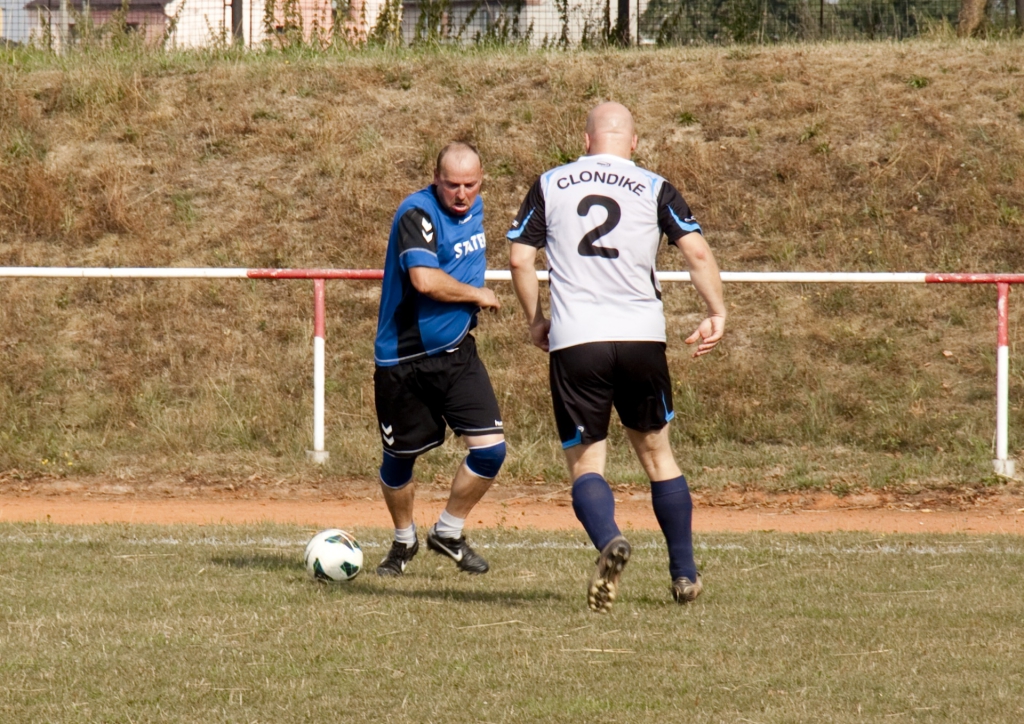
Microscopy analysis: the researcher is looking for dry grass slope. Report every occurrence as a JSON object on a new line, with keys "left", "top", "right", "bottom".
{"left": 1, "top": 41, "right": 1023, "bottom": 492}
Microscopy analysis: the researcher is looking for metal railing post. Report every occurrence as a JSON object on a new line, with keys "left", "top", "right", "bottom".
{"left": 306, "top": 278, "right": 330, "bottom": 464}
{"left": 994, "top": 282, "right": 1015, "bottom": 477}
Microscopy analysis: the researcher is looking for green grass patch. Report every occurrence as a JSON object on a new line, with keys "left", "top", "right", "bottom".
{"left": 1, "top": 524, "right": 1022, "bottom": 722}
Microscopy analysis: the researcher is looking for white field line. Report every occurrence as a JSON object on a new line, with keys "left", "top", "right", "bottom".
{"left": 0, "top": 533, "right": 1021, "bottom": 556}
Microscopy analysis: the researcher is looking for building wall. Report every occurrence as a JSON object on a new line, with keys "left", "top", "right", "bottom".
{"left": 26, "top": 5, "right": 169, "bottom": 48}
{"left": 263, "top": 0, "right": 334, "bottom": 42}
{"left": 1, "top": 0, "right": 33, "bottom": 42}
{"left": 348, "top": 0, "right": 393, "bottom": 39}
{"left": 397, "top": 0, "right": 637, "bottom": 46}
{"left": 96, "top": 7, "right": 169, "bottom": 43}
{"left": 165, "top": 0, "right": 332, "bottom": 48}
{"left": 166, "top": 0, "right": 235, "bottom": 47}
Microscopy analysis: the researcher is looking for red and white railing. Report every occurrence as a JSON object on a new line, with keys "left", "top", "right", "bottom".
{"left": 0, "top": 268, "right": 1020, "bottom": 477}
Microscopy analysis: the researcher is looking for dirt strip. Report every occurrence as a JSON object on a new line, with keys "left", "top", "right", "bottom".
{"left": 2, "top": 476, "right": 1023, "bottom": 533}
{"left": 2, "top": 497, "right": 1023, "bottom": 535}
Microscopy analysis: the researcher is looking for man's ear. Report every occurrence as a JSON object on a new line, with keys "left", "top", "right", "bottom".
{"left": 584, "top": 132, "right": 592, "bottom": 154}
{"left": 630, "top": 134, "right": 638, "bottom": 153}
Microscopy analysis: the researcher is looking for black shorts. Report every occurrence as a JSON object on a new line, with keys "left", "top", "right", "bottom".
{"left": 374, "top": 335, "right": 503, "bottom": 458}
{"left": 549, "top": 341, "right": 674, "bottom": 448}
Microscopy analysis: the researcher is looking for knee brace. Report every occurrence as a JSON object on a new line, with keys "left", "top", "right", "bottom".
{"left": 464, "top": 441, "right": 506, "bottom": 479}
{"left": 379, "top": 452, "right": 415, "bottom": 489}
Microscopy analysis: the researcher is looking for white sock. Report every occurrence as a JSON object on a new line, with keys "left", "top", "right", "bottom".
{"left": 434, "top": 510, "right": 465, "bottom": 540}
{"left": 395, "top": 524, "right": 416, "bottom": 546}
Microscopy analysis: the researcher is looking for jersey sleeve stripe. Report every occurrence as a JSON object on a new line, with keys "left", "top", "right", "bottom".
{"left": 507, "top": 177, "right": 547, "bottom": 248}
{"left": 398, "top": 248, "right": 440, "bottom": 271}
{"left": 506, "top": 208, "right": 535, "bottom": 240}
{"left": 399, "top": 248, "right": 438, "bottom": 258}
{"left": 668, "top": 206, "right": 702, "bottom": 235}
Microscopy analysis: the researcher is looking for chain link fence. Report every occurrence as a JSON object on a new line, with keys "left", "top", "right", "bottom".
{"left": 0, "top": 0, "right": 1019, "bottom": 48}
{"left": 0, "top": 0, "right": 333, "bottom": 49}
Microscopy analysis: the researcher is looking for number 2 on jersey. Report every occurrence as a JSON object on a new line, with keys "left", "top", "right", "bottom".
{"left": 577, "top": 195, "right": 621, "bottom": 259}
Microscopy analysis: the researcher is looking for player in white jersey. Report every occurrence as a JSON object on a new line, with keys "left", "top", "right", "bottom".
{"left": 508, "top": 102, "right": 726, "bottom": 612}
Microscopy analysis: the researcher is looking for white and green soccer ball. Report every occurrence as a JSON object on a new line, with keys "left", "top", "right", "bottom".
{"left": 304, "top": 529, "right": 363, "bottom": 582}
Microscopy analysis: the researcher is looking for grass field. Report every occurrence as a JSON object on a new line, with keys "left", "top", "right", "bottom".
{"left": 2, "top": 523, "right": 1022, "bottom": 722}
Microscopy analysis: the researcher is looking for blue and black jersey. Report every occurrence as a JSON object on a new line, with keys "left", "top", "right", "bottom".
{"left": 374, "top": 186, "right": 488, "bottom": 367}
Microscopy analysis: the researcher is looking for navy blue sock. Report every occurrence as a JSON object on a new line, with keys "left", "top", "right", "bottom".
{"left": 651, "top": 475, "right": 698, "bottom": 581}
{"left": 571, "top": 473, "right": 621, "bottom": 552}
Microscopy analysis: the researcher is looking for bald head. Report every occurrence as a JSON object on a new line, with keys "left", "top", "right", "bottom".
{"left": 433, "top": 142, "right": 483, "bottom": 216}
{"left": 584, "top": 102, "right": 637, "bottom": 159}
{"left": 435, "top": 142, "right": 481, "bottom": 177}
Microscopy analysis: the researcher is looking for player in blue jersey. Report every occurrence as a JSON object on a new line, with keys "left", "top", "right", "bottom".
{"left": 508, "top": 103, "right": 726, "bottom": 612}
{"left": 373, "top": 142, "right": 506, "bottom": 577}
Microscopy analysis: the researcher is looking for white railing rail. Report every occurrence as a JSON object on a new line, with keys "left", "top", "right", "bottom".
{"left": 0, "top": 268, "right": 1019, "bottom": 477}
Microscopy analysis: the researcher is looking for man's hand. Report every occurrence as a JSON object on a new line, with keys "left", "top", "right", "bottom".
{"left": 684, "top": 314, "right": 725, "bottom": 357}
{"left": 529, "top": 317, "right": 551, "bottom": 352}
{"left": 477, "top": 287, "right": 501, "bottom": 311}
{"left": 675, "top": 231, "right": 726, "bottom": 358}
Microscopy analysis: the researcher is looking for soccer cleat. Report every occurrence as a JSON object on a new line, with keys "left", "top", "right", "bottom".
{"left": 426, "top": 526, "right": 489, "bottom": 574}
{"left": 375, "top": 538, "right": 419, "bottom": 577}
{"left": 587, "top": 535, "right": 631, "bottom": 613}
{"left": 671, "top": 573, "right": 703, "bottom": 604}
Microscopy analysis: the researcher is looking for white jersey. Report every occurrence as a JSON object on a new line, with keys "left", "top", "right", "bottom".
{"left": 507, "top": 154, "right": 703, "bottom": 352}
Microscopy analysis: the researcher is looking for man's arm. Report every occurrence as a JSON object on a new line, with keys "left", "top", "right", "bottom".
{"left": 509, "top": 243, "right": 549, "bottom": 351}
{"left": 507, "top": 178, "right": 550, "bottom": 351}
{"left": 394, "top": 205, "right": 499, "bottom": 310}
{"left": 674, "top": 231, "right": 726, "bottom": 358}
{"left": 409, "top": 267, "right": 499, "bottom": 309}
{"left": 656, "top": 180, "right": 725, "bottom": 358}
